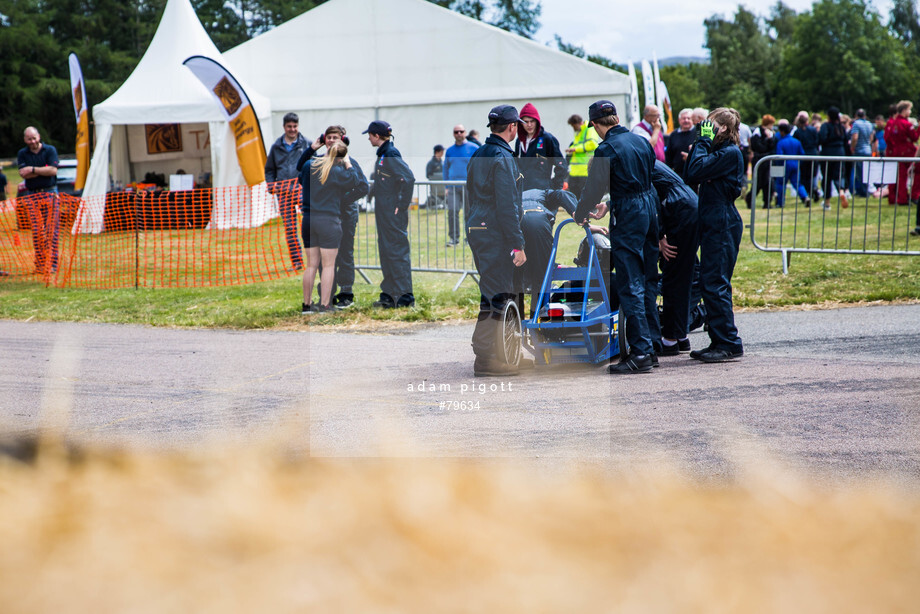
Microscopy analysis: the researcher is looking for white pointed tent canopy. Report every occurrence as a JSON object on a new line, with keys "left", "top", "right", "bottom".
{"left": 79, "top": 0, "right": 273, "bottom": 233}
{"left": 224, "top": 0, "right": 631, "bottom": 182}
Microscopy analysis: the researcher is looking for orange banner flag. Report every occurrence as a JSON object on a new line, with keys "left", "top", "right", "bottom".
{"left": 183, "top": 55, "right": 267, "bottom": 186}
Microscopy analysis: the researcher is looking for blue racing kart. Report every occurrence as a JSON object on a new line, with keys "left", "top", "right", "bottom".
{"left": 520, "top": 219, "right": 626, "bottom": 365}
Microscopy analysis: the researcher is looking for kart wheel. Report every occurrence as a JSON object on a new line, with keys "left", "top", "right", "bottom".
{"left": 496, "top": 300, "right": 522, "bottom": 367}
{"left": 617, "top": 312, "right": 629, "bottom": 361}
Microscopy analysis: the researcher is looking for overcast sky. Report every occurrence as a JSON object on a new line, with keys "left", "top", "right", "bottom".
{"left": 534, "top": 0, "right": 895, "bottom": 64}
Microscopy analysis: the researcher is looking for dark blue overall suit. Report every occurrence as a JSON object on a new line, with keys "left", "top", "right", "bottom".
{"left": 684, "top": 135, "right": 744, "bottom": 355}
{"left": 369, "top": 140, "right": 415, "bottom": 306}
{"left": 652, "top": 161, "right": 699, "bottom": 341}
{"left": 466, "top": 134, "right": 525, "bottom": 361}
{"left": 574, "top": 125, "right": 659, "bottom": 358}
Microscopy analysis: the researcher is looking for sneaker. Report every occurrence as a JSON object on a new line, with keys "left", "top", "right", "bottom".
{"left": 697, "top": 348, "right": 743, "bottom": 363}
{"left": 396, "top": 294, "right": 416, "bottom": 308}
{"left": 607, "top": 353, "right": 653, "bottom": 374}
{"left": 445, "top": 240, "right": 459, "bottom": 247}
{"left": 659, "top": 338, "right": 691, "bottom": 356}
{"left": 689, "top": 346, "right": 713, "bottom": 360}
{"left": 301, "top": 303, "right": 313, "bottom": 315}
{"left": 659, "top": 344, "right": 680, "bottom": 356}
{"left": 803, "top": 198, "right": 811, "bottom": 208}
{"left": 333, "top": 294, "right": 355, "bottom": 309}
{"left": 650, "top": 354, "right": 659, "bottom": 368}
{"left": 911, "top": 227, "right": 920, "bottom": 236}
{"left": 823, "top": 201, "right": 832, "bottom": 211}
{"left": 474, "top": 358, "right": 519, "bottom": 377}
{"left": 372, "top": 300, "right": 395, "bottom": 309}
{"left": 315, "top": 304, "right": 333, "bottom": 313}
{"left": 840, "top": 192, "right": 849, "bottom": 209}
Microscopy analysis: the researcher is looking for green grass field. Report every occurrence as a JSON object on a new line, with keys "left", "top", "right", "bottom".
{"left": 2, "top": 186, "right": 919, "bottom": 329}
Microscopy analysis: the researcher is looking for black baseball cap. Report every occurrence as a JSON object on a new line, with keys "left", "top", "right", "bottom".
{"left": 487, "top": 104, "right": 519, "bottom": 127}
{"left": 362, "top": 120, "right": 392, "bottom": 136}
{"left": 588, "top": 100, "right": 617, "bottom": 122}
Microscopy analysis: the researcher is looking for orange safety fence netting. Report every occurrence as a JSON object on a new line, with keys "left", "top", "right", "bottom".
{"left": 0, "top": 179, "right": 305, "bottom": 288}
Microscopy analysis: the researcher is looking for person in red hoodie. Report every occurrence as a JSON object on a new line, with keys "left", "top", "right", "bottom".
{"left": 884, "top": 100, "right": 920, "bottom": 207}
{"left": 514, "top": 103, "right": 568, "bottom": 191}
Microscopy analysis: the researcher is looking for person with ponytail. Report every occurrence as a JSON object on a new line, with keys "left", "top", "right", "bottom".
{"left": 299, "top": 140, "right": 364, "bottom": 313}
{"left": 296, "top": 125, "right": 368, "bottom": 309}
{"left": 683, "top": 107, "right": 745, "bottom": 363}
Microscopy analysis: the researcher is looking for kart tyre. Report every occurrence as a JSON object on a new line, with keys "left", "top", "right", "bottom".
{"left": 617, "top": 312, "right": 629, "bottom": 361}
{"left": 496, "top": 300, "right": 522, "bottom": 367}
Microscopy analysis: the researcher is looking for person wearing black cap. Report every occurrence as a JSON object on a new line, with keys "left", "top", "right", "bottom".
{"left": 573, "top": 100, "right": 660, "bottom": 374}
{"left": 364, "top": 120, "right": 416, "bottom": 308}
{"left": 466, "top": 104, "right": 528, "bottom": 377}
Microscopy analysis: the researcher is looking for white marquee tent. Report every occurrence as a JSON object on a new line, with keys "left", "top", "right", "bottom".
{"left": 80, "top": 0, "right": 272, "bottom": 232}
{"left": 225, "top": 0, "right": 631, "bottom": 181}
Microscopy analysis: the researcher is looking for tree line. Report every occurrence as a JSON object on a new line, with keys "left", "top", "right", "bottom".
{"left": 558, "top": 0, "right": 920, "bottom": 128}
{"left": 0, "top": 0, "right": 538, "bottom": 156}
{"left": 2, "top": 0, "right": 918, "bottom": 155}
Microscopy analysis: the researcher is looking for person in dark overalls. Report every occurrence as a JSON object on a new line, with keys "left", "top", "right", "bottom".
{"left": 364, "top": 120, "right": 415, "bottom": 308}
{"left": 573, "top": 101, "right": 660, "bottom": 374}
{"left": 684, "top": 108, "right": 745, "bottom": 362}
{"left": 652, "top": 160, "right": 699, "bottom": 356}
{"left": 466, "top": 105, "right": 528, "bottom": 377}
{"left": 296, "top": 125, "right": 368, "bottom": 309}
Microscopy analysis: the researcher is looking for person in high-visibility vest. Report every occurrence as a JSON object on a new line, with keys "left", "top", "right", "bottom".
{"left": 564, "top": 114, "right": 600, "bottom": 198}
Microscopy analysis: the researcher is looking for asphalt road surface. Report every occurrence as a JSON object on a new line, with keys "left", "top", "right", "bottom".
{"left": 2, "top": 304, "right": 919, "bottom": 481}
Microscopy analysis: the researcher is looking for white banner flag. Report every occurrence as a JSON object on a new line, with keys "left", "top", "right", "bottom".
{"left": 627, "top": 62, "right": 641, "bottom": 129}
{"left": 641, "top": 59, "right": 655, "bottom": 112}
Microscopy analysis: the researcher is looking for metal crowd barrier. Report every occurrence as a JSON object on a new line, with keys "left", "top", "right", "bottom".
{"left": 354, "top": 179, "right": 479, "bottom": 291}
{"left": 750, "top": 154, "right": 920, "bottom": 274}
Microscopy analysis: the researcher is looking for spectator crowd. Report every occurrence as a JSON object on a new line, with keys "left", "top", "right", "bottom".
{"left": 265, "top": 98, "right": 920, "bottom": 375}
